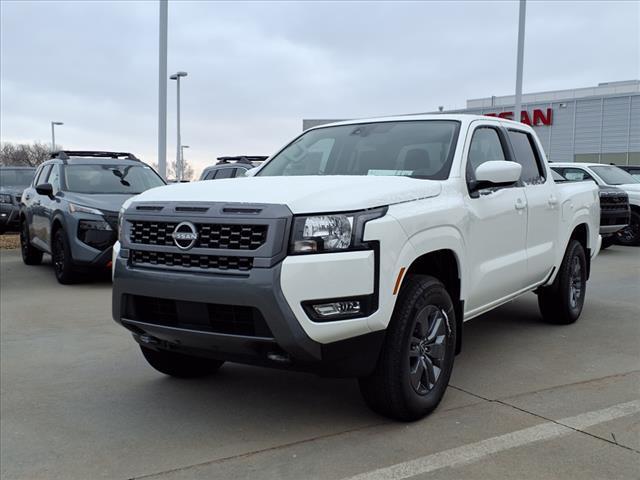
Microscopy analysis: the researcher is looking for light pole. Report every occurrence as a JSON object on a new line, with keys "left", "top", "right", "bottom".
{"left": 158, "top": 0, "right": 168, "bottom": 180}
{"left": 170, "top": 71, "right": 188, "bottom": 181}
{"left": 514, "top": 0, "right": 526, "bottom": 123}
{"left": 50, "top": 121, "right": 64, "bottom": 151}
{"left": 180, "top": 145, "right": 189, "bottom": 181}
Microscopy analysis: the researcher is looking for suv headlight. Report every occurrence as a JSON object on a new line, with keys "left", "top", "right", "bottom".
{"left": 68, "top": 202, "right": 104, "bottom": 215}
{"left": 290, "top": 207, "right": 387, "bottom": 254}
{"left": 0, "top": 193, "right": 12, "bottom": 204}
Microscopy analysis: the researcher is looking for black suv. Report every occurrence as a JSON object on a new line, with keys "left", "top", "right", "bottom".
{"left": 20, "top": 151, "right": 165, "bottom": 283}
{"left": 0, "top": 166, "right": 35, "bottom": 233}
{"left": 199, "top": 156, "right": 267, "bottom": 180}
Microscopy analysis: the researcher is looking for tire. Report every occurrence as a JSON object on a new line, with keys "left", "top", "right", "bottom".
{"left": 52, "top": 228, "right": 78, "bottom": 284}
{"left": 140, "top": 345, "right": 224, "bottom": 378}
{"left": 537, "top": 240, "right": 587, "bottom": 325}
{"left": 616, "top": 210, "right": 640, "bottom": 246}
{"left": 359, "top": 275, "right": 456, "bottom": 421}
{"left": 20, "top": 221, "right": 43, "bottom": 265}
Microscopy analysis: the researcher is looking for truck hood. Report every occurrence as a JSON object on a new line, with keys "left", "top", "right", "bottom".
{"left": 128, "top": 176, "right": 442, "bottom": 214}
{"left": 62, "top": 192, "right": 136, "bottom": 213}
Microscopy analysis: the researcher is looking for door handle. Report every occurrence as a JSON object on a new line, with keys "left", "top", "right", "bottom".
{"left": 548, "top": 196, "right": 558, "bottom": 207}
{"left": 515, "top": 198, "right": 527, "bottom": 210}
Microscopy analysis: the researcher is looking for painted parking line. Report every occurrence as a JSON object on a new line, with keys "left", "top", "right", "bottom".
{"left": 344, "top": 400, "right": 640, "bottom": 480}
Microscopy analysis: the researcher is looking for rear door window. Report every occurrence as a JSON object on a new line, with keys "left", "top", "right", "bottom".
{"left": 558, "top": 168, "right": 595, "bottom": 182}
{"left": 214, "top": 168, "right": 234, "bottom": 179}
{"left": 508, "top": 130, "right": 545, "bottom": 184}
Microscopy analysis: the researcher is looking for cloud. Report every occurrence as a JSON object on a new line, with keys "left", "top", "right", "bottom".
{"left": 1, "top": 0, "right": 638, "bottom": 177}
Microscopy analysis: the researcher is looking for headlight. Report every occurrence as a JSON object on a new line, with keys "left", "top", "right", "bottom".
{"left": 290, "top": 207, "right": 387, "bottom": 254}
{"left": 0, "top": 194, "right": 12, "bottom": 204}
{"left": 68, "top": 203, "right": 104, "bottom": 215}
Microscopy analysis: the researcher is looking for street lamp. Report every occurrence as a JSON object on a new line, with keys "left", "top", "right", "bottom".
{"left": 51, "top": 121, "right": 63, "bottom": 151}
{"left": 170, "top": 71, "right": 188, "bottom": 181}
{"left": 180, "top": 145, "right": 190, "bottom": 181}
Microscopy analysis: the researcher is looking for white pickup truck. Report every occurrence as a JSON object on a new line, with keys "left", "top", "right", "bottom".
{"left": 112, "top": 114, "right": 600, "bottom": 420}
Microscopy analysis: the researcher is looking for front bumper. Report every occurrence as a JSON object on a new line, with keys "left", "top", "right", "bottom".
{"left": 0, "top": 204, "right": 20, "bottom": 229}
{"left": 112, "top": 254, "right": 384, "bottom": 377}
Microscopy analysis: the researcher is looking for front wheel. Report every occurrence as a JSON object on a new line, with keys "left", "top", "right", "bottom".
{"left": 538, "top": 239, "right": 587, "bottom": 325}
{"left": 359, "top": 275, "right": 456, "bottom": 421}
{"left": 140, "top": 345, "right": 224, "bottom": 378}
{"left": 52, "top": 228, "right": 78, "bottom": 284}
{"left": 616, "top": 210, "right": 640, "bottom": 246}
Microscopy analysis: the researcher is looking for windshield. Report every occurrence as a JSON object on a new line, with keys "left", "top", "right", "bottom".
{"left": 64, "top": 164, "right": 165, "bottom": 194}
{"left": 258, "top": 120, "right": 460, "bottom": 180}
{"left": 0, "top": 168, "right": 35, "bottom": 188}
{"left": 590, "top": 166, "right": 638, "bottom": 185}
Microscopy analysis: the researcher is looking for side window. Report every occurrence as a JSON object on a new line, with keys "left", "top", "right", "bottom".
{"left": 203, "top": 170, "right": 215, "bottom": 180}
{"left": 47, "top": 165, "right": 61, "bottom": 193}
{"left": 35, "top": 165, "right": 52, "bottom": 187}
{"left": 508, "top": 130, "right": 545, "bottom": 185}
{"left": 561, "top": 168, "right": 595, "bottom": 182}
{"left": 467, "top": 127, "right": 507, "bottom": 174}
{"left": 215, "top": 168, "right": 234, "bottom": 179}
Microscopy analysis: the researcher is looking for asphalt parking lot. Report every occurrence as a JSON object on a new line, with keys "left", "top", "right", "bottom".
{"left": 1, "top": 245, "right": 639, "bottom": 480}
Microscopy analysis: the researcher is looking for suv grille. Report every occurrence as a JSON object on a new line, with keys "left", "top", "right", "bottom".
{"left": 123, "top": 294, "right": 273, "bottom": 337}
{"left": 129, "top": 221, "right": 267, "bottom": 250}
{"left": 130, "top": 250, "right": 253, "bottom": 271}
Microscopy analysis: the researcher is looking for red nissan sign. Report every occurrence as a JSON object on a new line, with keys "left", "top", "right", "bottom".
{"left": 485, "top": 108, "right": 553, "bottom": 126}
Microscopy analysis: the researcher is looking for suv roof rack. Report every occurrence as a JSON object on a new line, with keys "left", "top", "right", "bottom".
{"left": 51, "top": 150, "right": 139, "bottom": 161}
{"left": 216, "top": 156, "right": 268, "bottom": 165}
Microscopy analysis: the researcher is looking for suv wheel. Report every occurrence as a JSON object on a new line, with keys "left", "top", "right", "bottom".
{"left": 359, "top": 275, "right": 456, "bottom": 421}
{"left": 616, "top": 210, "right": 640, "bottom": 246}
{"left": 20, "top": 221, "right": 43, "bottom": 265}
{"left": 140, "top": 345, "right": 224, "bottom": 378}
{"left": 537, "top": 239, "right": 587, "bottom": 325}
{"left": 52, "top": 228, "right": 78, "bottom": 284}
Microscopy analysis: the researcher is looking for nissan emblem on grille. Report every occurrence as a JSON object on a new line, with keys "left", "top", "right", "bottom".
{"left": 172, "top": 222, "right": 198, "bottom": 250}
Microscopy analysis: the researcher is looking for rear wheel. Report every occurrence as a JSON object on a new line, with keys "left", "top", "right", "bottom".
{"left": 140, "top": 345, "right": 224, "bottom": 378}
{"left": 20, "top": 221, "right": 43, "bottom": 265}
{"left": 538, "top": 240, "right": 587, "bottom": 325}
{"left": 52, "top": 228, "right": 78, "bottom": 284}
{"left": 359, "top": 275, "right": 456, "bottom": 421}
{"left": 616, "top": 210, "right": 640, "bottom": 246}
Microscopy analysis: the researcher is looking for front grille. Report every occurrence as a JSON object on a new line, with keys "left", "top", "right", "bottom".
{"left": 123, "top": 294, "right": 273, "bottom": 337}
{"left": 130, "top": 249, "right": 253, "bottom": 271}
{"left": 129, "top": 221, "right": 267, "bottom": 250}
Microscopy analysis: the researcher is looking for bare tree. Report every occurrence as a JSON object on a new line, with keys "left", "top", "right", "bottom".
{"left": 151, "top": 160, "right": 195, "bottom": 181}
{"left": 0, "top": 142, "right": 52, "bottom": 167}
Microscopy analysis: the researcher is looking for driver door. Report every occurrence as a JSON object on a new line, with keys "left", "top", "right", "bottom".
{"left": 463, "top": 123, "right": 528, "bottom": 317}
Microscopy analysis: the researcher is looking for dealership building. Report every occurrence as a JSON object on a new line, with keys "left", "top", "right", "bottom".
{"left": 303, "top": 80, "right": 640, "bottom": 165}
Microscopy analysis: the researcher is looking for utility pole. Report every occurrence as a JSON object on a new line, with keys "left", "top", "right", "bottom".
{"left": 157, "top": 0, "right": 168, "bottom": 179}
{"left": 514, "top": 0, "right": 526, "bottom": 123}
{"left": 180, "top": 145, "right": 189, "bottom": 180}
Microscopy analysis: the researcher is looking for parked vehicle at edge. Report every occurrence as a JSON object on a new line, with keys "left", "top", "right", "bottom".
{"left": 113, "top": 115, "right": 600, "bottom": 421}
{"left": 618, "top": 165, "right": 640, "bottom": 182}
{"left": 551, "top": 170, "right": 629, "bottom": 249}
{"left": 551, "top": 163, "right": 640, "bottom": 246}
{"left": 199, "top": 156, "right": 268, "bottom": 180}
{"left": 20, "top": 151, "right": 165, "bottom": 284}
{"left": 0, "top": 166, "right": 35, "bottom": 233}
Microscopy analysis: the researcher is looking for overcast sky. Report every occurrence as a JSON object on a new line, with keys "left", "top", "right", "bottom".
{"left": 1, "top": 0, "right": 638, "bottom": 176}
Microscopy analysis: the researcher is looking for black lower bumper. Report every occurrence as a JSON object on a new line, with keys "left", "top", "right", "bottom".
{"left": 112, "top": 255, "right": 384, "bottom": 377}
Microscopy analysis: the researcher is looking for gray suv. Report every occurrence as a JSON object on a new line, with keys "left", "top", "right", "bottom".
{"left": 20, "top": 151, "right": 165, "bottom": 284}
{"left": 1, "top": 166, "right": 35, "bottom": 233}
{"left": 199, "top": 156, "right": 267, "bottom": 180}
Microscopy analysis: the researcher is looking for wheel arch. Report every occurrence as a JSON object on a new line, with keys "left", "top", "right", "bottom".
{"left": 566, "top": 222, "right": 591, "bottom": 280}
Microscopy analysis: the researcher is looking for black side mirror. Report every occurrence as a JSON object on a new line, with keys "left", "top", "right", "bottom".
{"left": 35, "top": 183, "right": 54, "bottom": 198}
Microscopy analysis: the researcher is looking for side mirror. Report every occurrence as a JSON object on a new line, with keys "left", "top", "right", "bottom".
{"left": 244, "top": 167, "right": 259, "bottom": 177}
{"left": 35, "top": 183, "right": 54, "bottom": 198}
{"left": 474, "top": 161, "right": 521, "bottom": 189}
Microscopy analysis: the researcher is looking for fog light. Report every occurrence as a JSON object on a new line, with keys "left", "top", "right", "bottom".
{"left": 312, "top": 301, "right": 361, "bottom": 318}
